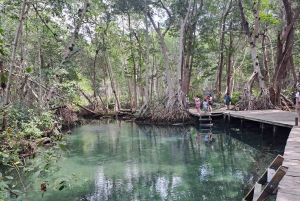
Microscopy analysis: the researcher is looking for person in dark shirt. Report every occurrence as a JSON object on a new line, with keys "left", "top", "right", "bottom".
{"left": 224, "top": 93, "right": 231, "bottom": 110}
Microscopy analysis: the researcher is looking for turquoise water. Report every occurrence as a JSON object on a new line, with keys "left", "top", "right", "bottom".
{"left": 23, "top": 120, "right": 275, "bottom": 201}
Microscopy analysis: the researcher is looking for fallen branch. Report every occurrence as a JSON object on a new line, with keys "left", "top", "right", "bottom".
{"left": 35, "top": 137, "right": 51, "bottom": 145}
{"left": 5, "top": 187, "right": 19, "bottom": 198}
{"left": 4, "top": 69, "right": 97, "bottom": 115}
{"left": 281, "top": 98, "right": 292, "bottom": 112}
{"left": 50, "top": 105, "right": 67, "bottom": 110}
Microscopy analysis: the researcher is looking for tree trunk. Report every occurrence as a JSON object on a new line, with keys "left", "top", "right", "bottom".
{"left": 105, "top": 53, "right": 121, "bottom": 111}
{"left": 182, "top": 0, "right": 204, "bottom": 97}
{"left": 133, "top": 32, "right": 143, "bottom": 106}
{"left": 238, "top": 0, "right": 273, "bottom": 110}
{"left": 147, "top": 9, "right": 173, "bottom": 99}
{"left": 38, "top": 32, "right": 42, "bottom": 115}
{"left": 261, "top": 29, "right": 271, "bottom": 85}
{"left": 181, "top": 24, "right": 195, "bottom": 96}
{"left": 226, "top": 22, "right": 233, "bottom": 94}
{"left": 177, "top": 0, "right": 193, "bottom": 108}
{"left": 121, "top": 15, "right": 133, "bottom": 109}
{"left": 121, "top": 41, "right": 133, "bottom": 109}
{"left": 144, "top": 0, "right": 149, "bottom": 104}
{"left": 92, "top": 48, "right": 99, "bottom": 100}
{"left": 217, "top": 0, "right": 232, "bottom": 99}
{"left": 150, "top": 54, "right": 156, "bottom": 102}
{"left": 289, "top": 57, "right": 297, "bottom": 85}
{"left": 273, "top": 2, "right": 300, "bottom": 106}
{"left": 3, "top": 0, "right": 27, "bottom": 130}
{"left": 60, "top": 0, "right": 89, "bottom": 67}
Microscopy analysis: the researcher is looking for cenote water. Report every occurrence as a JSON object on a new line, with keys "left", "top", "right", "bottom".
{"left": 21, "top": 119, "right": 287, "bottom": 201}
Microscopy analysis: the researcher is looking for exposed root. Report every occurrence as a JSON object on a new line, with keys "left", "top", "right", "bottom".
{"left": 234, "top": 93, "right": 294, "bottom": 111}
{"left": 18, "top": 137, "right": 53, "bottom": 157}
{"left": 42, "top": 121, "right": 62, "bottom": 137}
{"left": 56, "top": 105, "right": 78, "bottom": 128}
{"left": 136, "top": 93, "right": 194, "bottom": 124}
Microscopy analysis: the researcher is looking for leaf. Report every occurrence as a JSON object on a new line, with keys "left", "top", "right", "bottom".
{"left": 5, "top": 176, "right": 13, "bottom": 180}
{"left": 26, "top": 68, "right": 32, "bottom": 73}
{"left": 0, "top": 181, "right": 9, "bottom": 188}
{"left": 38, "top": 141, "right": 43, "bottom": 147}
{"left": 54, "top": 129, "right": 60, "bottom": 135}
{"left": 29, "top": 170, "right": 40, "bottom": 182}
{"left": 59, "top": 143, "right": 66, "bottom": 150}
{"left": 59, "top": 185, "right": 65, "bottom": 191}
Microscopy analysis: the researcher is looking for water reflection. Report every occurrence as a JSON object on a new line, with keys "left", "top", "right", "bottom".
{"left": 25, "top": 120, "right": 276, "bottom": 201}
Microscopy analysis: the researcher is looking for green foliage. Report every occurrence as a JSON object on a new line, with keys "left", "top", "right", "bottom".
{"left": 0, "top": 26, "right": 6, "bottom": 56}
{"left": 0, "top": 144, "right": 67, "bottom": 200}
{"left": 20, "top": 121, "right": 43, "bottom": 138}
{"left": 259, "top": 12, "right": 280, "bottom": 24}
{"left": 231, "top": 91, "right": 242, "bottom": 105}
{"left": 25, "top": 67, "right": 32, "bottom": 73}
{"left": 7, "top": 103, "right": 31, "bottom": 126}
{"left": 35, "top": 111, "right": 54, "bottom": 131}
{"left": 108, "top": 100, "right": 115, "bottom": 110}
{"left": 18, "top": 110, "right": 54, "bottom": 138}
{"left": 7, "top": 103, "right": 54, "bottom": 131}
{"left": 58, "top": 81, "right": 81, "bottom": 104}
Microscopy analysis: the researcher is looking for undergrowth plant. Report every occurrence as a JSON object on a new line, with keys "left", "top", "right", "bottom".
{"left": 0, "top": 103, "right": 67, "bottom": 200}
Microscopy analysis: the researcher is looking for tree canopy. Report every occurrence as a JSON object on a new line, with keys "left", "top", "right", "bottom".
{"left": 0, "top": 0, "right": 299, "bottom": 121}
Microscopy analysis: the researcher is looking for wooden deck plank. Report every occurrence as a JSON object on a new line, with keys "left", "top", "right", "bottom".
{"left": 276, "top": 192, "right": 300, "bottom": 201}
{"left": 189, "top": 108, "right": 300, "bottom": 201}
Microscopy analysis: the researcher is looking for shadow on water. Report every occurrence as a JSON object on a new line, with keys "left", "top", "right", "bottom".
{"left": 23, "top": 119, "right": 286, "bottom": 201}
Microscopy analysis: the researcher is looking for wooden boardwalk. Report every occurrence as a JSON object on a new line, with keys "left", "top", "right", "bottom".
{"left": 188, "top": 108, "right": 300, "bottom": 201}
{"left": 276, "top": 126, "right": 300, "bottom": 201}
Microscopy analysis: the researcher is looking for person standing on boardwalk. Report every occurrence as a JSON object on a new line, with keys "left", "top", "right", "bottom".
{"left": 185, "top": 95, "right": 189, "bottom": 110}
{"left": 203, "top": 99, "right": 208, "bottom": 113}
{"left": 224, "top": 93, "right": 231, "bottom": 110}
{"left": 194, "top": 95, "right": 201, "bottom": 114}
{"left": 208, "top": 95, "right": 213, "bottom": 112}
{"left": 296, "top": 90, "right": 300, "bottom": 124}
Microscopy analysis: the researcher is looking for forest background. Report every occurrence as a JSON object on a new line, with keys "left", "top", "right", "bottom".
{"left": 0, "top": 0, "right": 300, "bottom": 199}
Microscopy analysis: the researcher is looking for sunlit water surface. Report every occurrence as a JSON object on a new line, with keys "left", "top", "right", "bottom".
{"left": 25, "top": 120, "right": 278, "bottom": 201}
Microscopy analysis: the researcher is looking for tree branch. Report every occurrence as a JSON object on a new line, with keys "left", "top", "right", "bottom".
{"left": 32, "top": 3, "right": 65, "bottom": 44}
{"left": 158, "top": 0, "right": 172, "bottom": 37}
{"left": 281, "top": 6, "right": 300, "bottom": 44}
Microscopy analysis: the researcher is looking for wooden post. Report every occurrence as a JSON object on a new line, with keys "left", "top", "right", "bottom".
{"left": 295, "top": 118, "right": 298, "bottom": 126}
{"left": 273, "top": 125, "right": 277, "bottom": 137}
{"left": 241, "top": 119, "right": 243, "bottom": 130}
{"left": 260, "top": 122, "right": 264, "bottom": 135}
